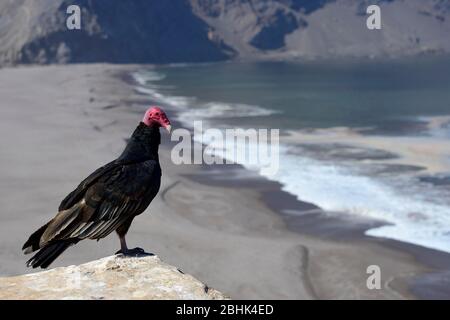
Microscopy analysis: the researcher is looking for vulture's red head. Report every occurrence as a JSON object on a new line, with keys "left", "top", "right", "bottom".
{"left": 142, "top": 106, "right": 171, "bottom": 133}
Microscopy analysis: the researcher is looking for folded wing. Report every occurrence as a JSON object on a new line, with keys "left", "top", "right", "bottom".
{"left": 23, "top": 160, "right": 160, "bottom": 254}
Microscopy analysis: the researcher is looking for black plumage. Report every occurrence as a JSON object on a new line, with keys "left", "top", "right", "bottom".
{"left": 23, "top": 107, "right": 170, "bottom": 269}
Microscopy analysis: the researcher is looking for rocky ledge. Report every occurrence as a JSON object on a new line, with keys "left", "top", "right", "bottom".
{"left": 0, "top": 255, "right": 227, "bottom": 300}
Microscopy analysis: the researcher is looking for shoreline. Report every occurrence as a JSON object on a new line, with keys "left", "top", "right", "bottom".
{"left": 126, "top": 65, "right": 450, "bottom": 299}
{"left": 127, "top": 65, "right": 450, "bottom": 299}
{"left": 0, "top": 63, "right": 449, "bottom": 299}
{"left": 181, "top": 156, "right": 450, "bottom": 299}
{"left": 132, "top": 60, "right": 450, "bottom": 255}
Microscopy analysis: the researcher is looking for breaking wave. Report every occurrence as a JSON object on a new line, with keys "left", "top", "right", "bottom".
{"left": 133, "top": 70, "right": 277, "bottom": 126}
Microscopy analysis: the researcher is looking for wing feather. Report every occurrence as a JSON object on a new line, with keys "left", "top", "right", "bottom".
{"left": 58, "top": 159, "right": 131, "bottom": 212}
{"left": 70, "top": 222, "right": 93, "bottom": 237}
{"left": 29, "top": 160, "right": 160, "bottom": 252}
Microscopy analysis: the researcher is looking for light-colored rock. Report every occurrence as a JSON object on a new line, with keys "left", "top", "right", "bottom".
{"left": 0, "top": 255, "right": 228, "bottom": 300}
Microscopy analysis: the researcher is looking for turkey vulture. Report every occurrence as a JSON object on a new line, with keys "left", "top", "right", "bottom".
{"left": 22, "top": 106, "right": 171, "bottom": 268}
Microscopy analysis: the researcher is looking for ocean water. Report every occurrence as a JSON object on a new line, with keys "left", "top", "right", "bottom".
{"left": 132, "top": 57, "right": 450, "bottom": 253}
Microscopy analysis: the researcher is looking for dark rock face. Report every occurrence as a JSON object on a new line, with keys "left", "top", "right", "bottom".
{"left": 250, "top": 10, "right": 304, "bottom": 50}
{"left": 355, "top": 0, "right": 394, "bottom": 16}
{"left": 68, "top": 0, "right": 233, "bottom": 63}
{"left": 284, "top": 0, "right": 334, "bottom": 14}
{"left": 6, "top": 0, "right": 234, "bottom": 65}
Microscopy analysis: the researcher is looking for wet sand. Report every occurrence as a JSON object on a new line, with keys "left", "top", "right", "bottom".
{"left": 284, "top": 127, "right": 450, "bottom": 174}
{"left": 0, "top": 64, "right": 449, "bottom": 299}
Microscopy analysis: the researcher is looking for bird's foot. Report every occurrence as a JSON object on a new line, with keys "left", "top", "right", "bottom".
{"left": 115, "top": 247, "right": 152, "bottom": 257}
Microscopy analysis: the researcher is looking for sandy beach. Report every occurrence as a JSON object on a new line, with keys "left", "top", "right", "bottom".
{"left": 1, "top": 64, "right": 449, "bottom": 299}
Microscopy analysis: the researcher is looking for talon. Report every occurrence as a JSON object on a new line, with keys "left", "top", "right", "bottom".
{"left": 116, "top": 247, "right": 147, "bottom": 256}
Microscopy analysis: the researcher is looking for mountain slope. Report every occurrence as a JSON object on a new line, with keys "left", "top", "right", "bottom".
{"left": 0, "top": 0, "right": 449, "bottom": 66}
{"left": 0, "top": 0, "right": 234, "bottom": 66}
{"left": 191, "top": 0, "right": 450, "bottom": 59}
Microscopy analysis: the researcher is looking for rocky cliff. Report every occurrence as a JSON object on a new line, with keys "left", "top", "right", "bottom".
{"left": 0, "top": 0, "right": 449, "bottom": 66}
{"left": 0, "top": 255, "right": 227, "bottom": 300}
{"left": 0, "top": 0, "right": 234, "bottom": 66}
{"left": 191, "top": 0, "right": 450, "bottom": 59}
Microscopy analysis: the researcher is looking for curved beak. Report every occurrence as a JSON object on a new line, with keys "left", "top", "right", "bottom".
{"left": 165, "top": 124, "right": 172, "bottom": 134}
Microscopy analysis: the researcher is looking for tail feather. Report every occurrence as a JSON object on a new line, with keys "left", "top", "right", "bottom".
{"left": 26, "top": 240, "right": 78, "bottom": 269}
{"left": 22, "top": 222, "right": 51, "bottom": 254}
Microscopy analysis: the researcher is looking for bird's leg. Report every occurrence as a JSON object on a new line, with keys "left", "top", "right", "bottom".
{"left": 115, "top": 219, "right": 146, "bottom": 256}
{"left": 115, "top": 234, "right": 145, "bottom": 256}
{"left": 120, "top": 236, "right": 128, "bottom": 253}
